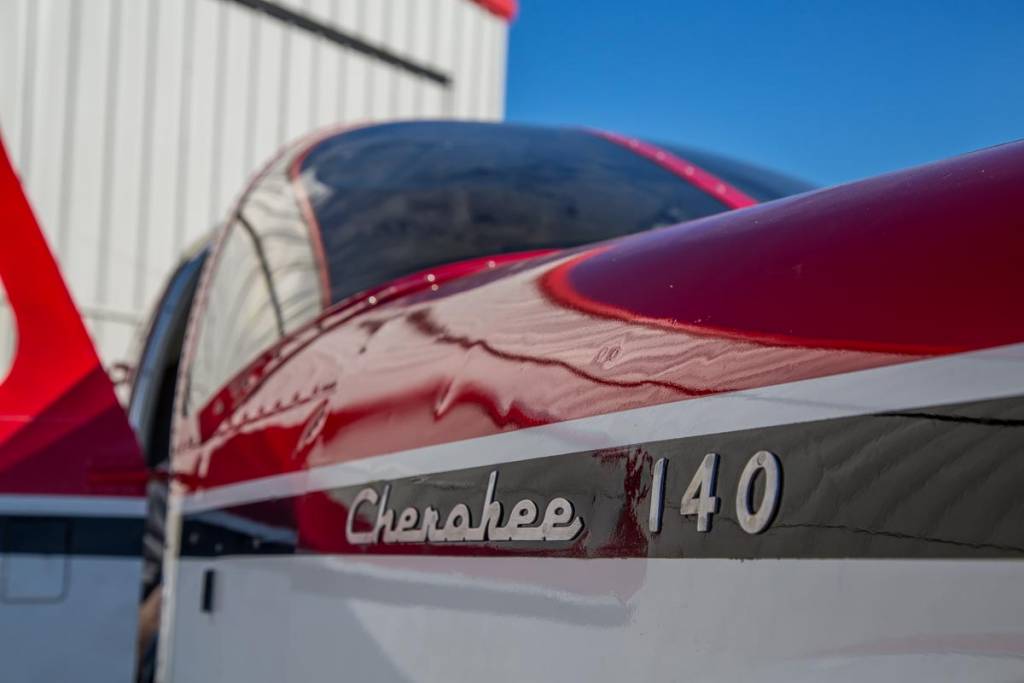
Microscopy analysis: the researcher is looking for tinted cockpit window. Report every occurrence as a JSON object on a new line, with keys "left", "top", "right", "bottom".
{"left": 297, "top": 122, "right": 735, "bottom": 305}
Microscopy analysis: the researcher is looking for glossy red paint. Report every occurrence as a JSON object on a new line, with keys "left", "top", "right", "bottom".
{"left": 592, "top": 129, "right": 759, "bottom": 210}
{"left": 0, "top": 136, "right": 144, "bottom": 495}
{"left": 545, "top": 140, "right": 1024, "bottom": 355}
{"left": 172, "top": 140, "right": 1024, "bottom": 493}
{"left": 192, "top": 249, "right": 558, "bottom": 444}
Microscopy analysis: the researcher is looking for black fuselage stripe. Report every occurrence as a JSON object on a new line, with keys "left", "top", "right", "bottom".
{"left": 179, "top": 395, "right": 1024, "bottom": 560}
{"left": 0, "top": 515, "right": 144, "bottom": 557}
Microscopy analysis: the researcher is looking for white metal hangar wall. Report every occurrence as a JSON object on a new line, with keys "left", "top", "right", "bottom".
{"left": 0, "top": 0, "right": 512, "bottom": 377}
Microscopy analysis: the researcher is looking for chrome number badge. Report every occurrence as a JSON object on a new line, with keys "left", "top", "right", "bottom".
{"left": 735, "top": 451, "right": 782, "bottom": 534}
{"left": 650, "top": 451, "right": 783, "bottom": 535}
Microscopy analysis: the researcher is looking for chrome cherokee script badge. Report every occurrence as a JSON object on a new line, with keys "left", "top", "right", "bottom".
{"left": 345, "top": 470, "right": 585, "bottom": 545}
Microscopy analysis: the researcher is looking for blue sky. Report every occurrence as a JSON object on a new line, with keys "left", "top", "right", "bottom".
{"left": 505, "top": 1, "right": 1024, "bottom": 186}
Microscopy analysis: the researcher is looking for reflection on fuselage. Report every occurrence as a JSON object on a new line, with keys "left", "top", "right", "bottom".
{"left": 0, "top": 281, "right": 14, "bottom": 384}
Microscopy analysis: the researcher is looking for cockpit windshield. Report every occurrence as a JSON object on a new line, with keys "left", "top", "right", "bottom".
{"left": 296, "top": 122, "right": 809, "bottom": 306}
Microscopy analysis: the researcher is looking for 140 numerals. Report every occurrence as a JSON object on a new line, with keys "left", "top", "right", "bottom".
{"left": 648, "top": 451, "right": 782, "bottom": 535}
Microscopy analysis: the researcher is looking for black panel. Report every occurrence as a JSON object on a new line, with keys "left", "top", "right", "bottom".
{"left": 0, "top": 515, "right": 143, "bottom": 557}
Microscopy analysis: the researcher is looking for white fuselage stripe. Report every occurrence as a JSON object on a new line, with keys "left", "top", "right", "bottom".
{"left": 164, "top": 554, "right": 1024, "bottom": 683}
{"left": 0, "top": 494, "right": 147, "bottom": 517}
{"left": 180, "top": 342, "right": 1024, "bottom": 514}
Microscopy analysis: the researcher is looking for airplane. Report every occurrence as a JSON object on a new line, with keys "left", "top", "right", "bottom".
{"left": 1, "top": 121, "right": 1022, "bottom": 682}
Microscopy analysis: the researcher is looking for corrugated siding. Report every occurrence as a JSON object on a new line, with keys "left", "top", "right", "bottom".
{"left": 0, "top": 0, "right": 508, "bottom": 373}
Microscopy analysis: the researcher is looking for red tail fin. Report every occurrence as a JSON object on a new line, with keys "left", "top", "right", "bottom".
{"left": 0, "top": 133, "right": 144, "bottom": 496}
